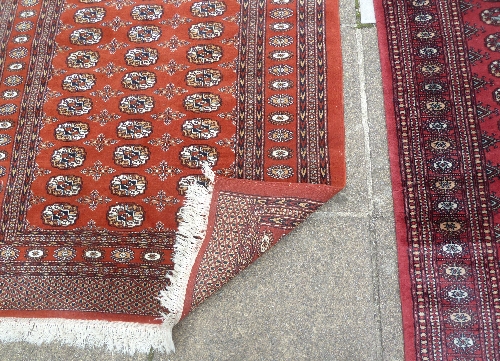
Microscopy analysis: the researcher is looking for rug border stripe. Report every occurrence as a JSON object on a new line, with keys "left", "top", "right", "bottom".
{"left": 373, "top": 2, "right": 417, "bottom": 360}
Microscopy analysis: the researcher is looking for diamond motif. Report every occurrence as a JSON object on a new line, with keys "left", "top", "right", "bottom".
{"left": 105, "top": 0, "right": 136, "bottom": 10}
{"left": 219, "top": 82, "right": 237, "bottom": 97}
{"left": 97, "top": 38, "right": 129, "bottom": 54}
{"left": 143, "top": 190, "right": 179, "bottom": 211}
{"left": 88, "top": 109, "right": 121, "bottom": 126}
{"left": 163, "top": 0, "right": 191, "bottom": 7}
{"left": 77, "top": 190, "right": 112, "bottom": 211}
{"left": 145, "top": 160, "right": 182, "bottom": 181}
{"left": 81, "top": 160, "right": 116, "bottom": 181}
{"left": 150, "top": 107, "right": 186, "bottom": 125}
{"left": 102, "top": 16, "right": 132, "bottom": 31}
{"left": 84, "top": 134, "right": 119, "bottom": 152}
{"left": 27, "top": 191, "right": 46, "bottom": 209}
{"left": 148, "top": 133, "right": 183, "bottom": 152}
{"left": 90, "top": 85, "right": 124, "bottom": 102}
{"left": 94, "top": 62, "right": 128, "bottom": 78}
{"left": 154, "top": 83, "right": 188, "bottom": 99}
{"left": 160, "top": 14, "right": 192, "bottom": 29}
{"left": 158, "top": 35, "right": 190, "bottom": 52}
{"left": 155, "top": 59, "right": 189, "bottom": 75}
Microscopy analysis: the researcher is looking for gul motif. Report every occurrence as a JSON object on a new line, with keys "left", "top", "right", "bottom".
{"left": 113, "top": 145, "right": 150, "bottom": 167}
{"left": 54, "top": 122, "right": 90, "bottom": 141}
{"left": 490, "top": 60, "right": 500, "bottom": 77}
{"left": 107, "top": 203, "right": 144, "bottom": 228}
{"left": 269, "top": 35, "right": 293, "bottom": 47}
{"left": 73, "top": 7, "right": 106, "bottom": 23}
{"left": 70, "top": 28, "right": 103, "bottom": 45}
{"left": 46, "top": 175, "right": 83, "bottom": 196}
{"left": 188, "top": 22, "right": 224, "bottom": 39}
{"left": 128, "top": 25, "right": 162, "bottom": 43}
{"left": 12, "top": 35, "right": 30, "bottom": 44}
{"left": 184, "top": 92, "right": 221, "bottom": 112}
{"left": 186, "top": 44, "right": 223, "bottom": 64}
{"left": 131, "top": 5, "right": 164, "bottom": 21}
{"left": 57, "top": 97, "right": 93, "bottom": 116}
{"left": 15, "top": 21, "right": 34, "bottom": 32}
{"left": 0, "top": 246, "right": 19, "bottom": 261}
{"left": 268, "top": 128, "right": 293, "bottom": 142}
{"left": 268, "top": 50, "right": 293, "bottom": 61}
{"left": 83, "top": 248, "right": 104, "bottom": 261}
{"left": 481, "top": 8, "right": 500, "bottom": 25}
{"left": 9, "top": 47, "right": 28, "bottom": 59}
{"left": 53, "top": 247, "right": 77, "bottom": 261}
{"left": 111, "top": 248, "right": 135, "bottom": 262}
{"left": 26, "top": 248, "right": 47, "bottom": 260}
{"left": 190, "top": 0, "right": 227, "bottom": 17}
{"left": 185, "top": 69, "right": 222, "bottom": 87}
{"left": 0, "top": 104, "right": 17, "bottom": 115}
{"left": 268, "top": 146, "right": 292, "bottom": 160}
{"left": 110, "top": 173, "right": 147, "bottom": 196}
{"left": 267, "top": 164, "right": 294, "bottom": 179}
{"left": 0, "top": 135, "right": 12, "bottom": 146}
{"left": 182, "top": 118, "right": 220, "bottom": 139}
{"left": 0, "top": 120, "right": 14, "bottom": 130}
{"left": 41, "top": 203, "right": 79, "bottom": 227}
{"left": 268, "top": 79, "right": 293, "bottom": 90}
{"left": 117, "top": 120, "right": 152, "bottom": 139}
{"left": 269, "top": 8, "right": 293, "bottom": 19}
{"left": 51, "top": 147, "right": 87, "bottom": 169}
{"left": 119, "top": 95, "right": 155, "bottom": 114}
{"left": 269, "top": 22, "right": 293, "bottom": 31}
{"left": 62, "top": 73, "right": 96, "bottom": 92}
{"left": 121, "top": 71, "right": 157, "bottom": 90}
{"left": 66, "top": 50, "right": 100, "bottom": 68}
{"left": 268, "top": 94, "right": 293, "bottom": 107}
{"left": 3, "top": 76, "right": 23, "bottom": 86}
{"left": 141, "top": 250, "right": 164, "bottom": 263}
{"left": 19, "top": 10, "right": 37, "bottom": 18}
{"left": 1, "top": 89, "right": 21, "bottom": 100}
{"left": 7, "top": 62, "right": 26, "bottom": 71}
{"left": 179, "top": 144, "right": 218, "bottom": 168}
{"left": 268, "top": 64, "right": 293, "bottom": 76}
{"left": 177, "top": 174, "right": 210, "bottom": 195}
{"left": 124, "top": 48, "right": 159, "bottom": 67}
{"left": 486, "top": 33, "right": 500, "bottom": 52}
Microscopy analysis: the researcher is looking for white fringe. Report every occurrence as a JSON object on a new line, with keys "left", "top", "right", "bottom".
{"left": 0, "top": 317, "right": 172, "bottom": 354}
{"left": 0, "top": 164, "right": 216, "bottom": 355}
{"left": 158, "top": 162, "right": 215, "bottom": 352}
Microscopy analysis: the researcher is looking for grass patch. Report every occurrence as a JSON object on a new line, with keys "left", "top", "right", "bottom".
{"left": 146, "top": 347, "right": 155, "bottom": 361}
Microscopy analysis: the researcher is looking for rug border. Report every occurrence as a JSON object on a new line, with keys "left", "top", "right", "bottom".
{"left": 372, "top": 3, "right": 417, "bottom": 361}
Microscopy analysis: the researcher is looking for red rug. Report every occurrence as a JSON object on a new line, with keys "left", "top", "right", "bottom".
{"left": 376, "top": 0, "right": 500, "bottom": 359}
{"left": 0, "top": 0, "right": 345, "bottom": 354}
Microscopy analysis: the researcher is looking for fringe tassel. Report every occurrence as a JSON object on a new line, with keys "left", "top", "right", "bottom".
{"left": 0, "top": 318, "right": 172, "bottom": 354}
{"left": 158, "top": 162, "right": 215, "bottom": 352}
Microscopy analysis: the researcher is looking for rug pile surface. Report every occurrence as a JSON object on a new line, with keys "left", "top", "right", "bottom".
{"left": 0, "top": 0, "right": 345, "bottom": 353}
{"left": 376, "top": 0, "right": 500, "bottom": 359}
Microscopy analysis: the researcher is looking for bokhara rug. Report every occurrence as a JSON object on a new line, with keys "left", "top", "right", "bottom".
{"left": 376, "top": 0, "right": 500, "bottom": 360}
{"left": 0, "top": 0, "right": 345, "bottom": 354}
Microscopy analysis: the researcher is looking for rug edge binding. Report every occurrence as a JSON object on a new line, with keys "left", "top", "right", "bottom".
{"left": 0, "top": 165, "right": 215, "bottom": 356}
